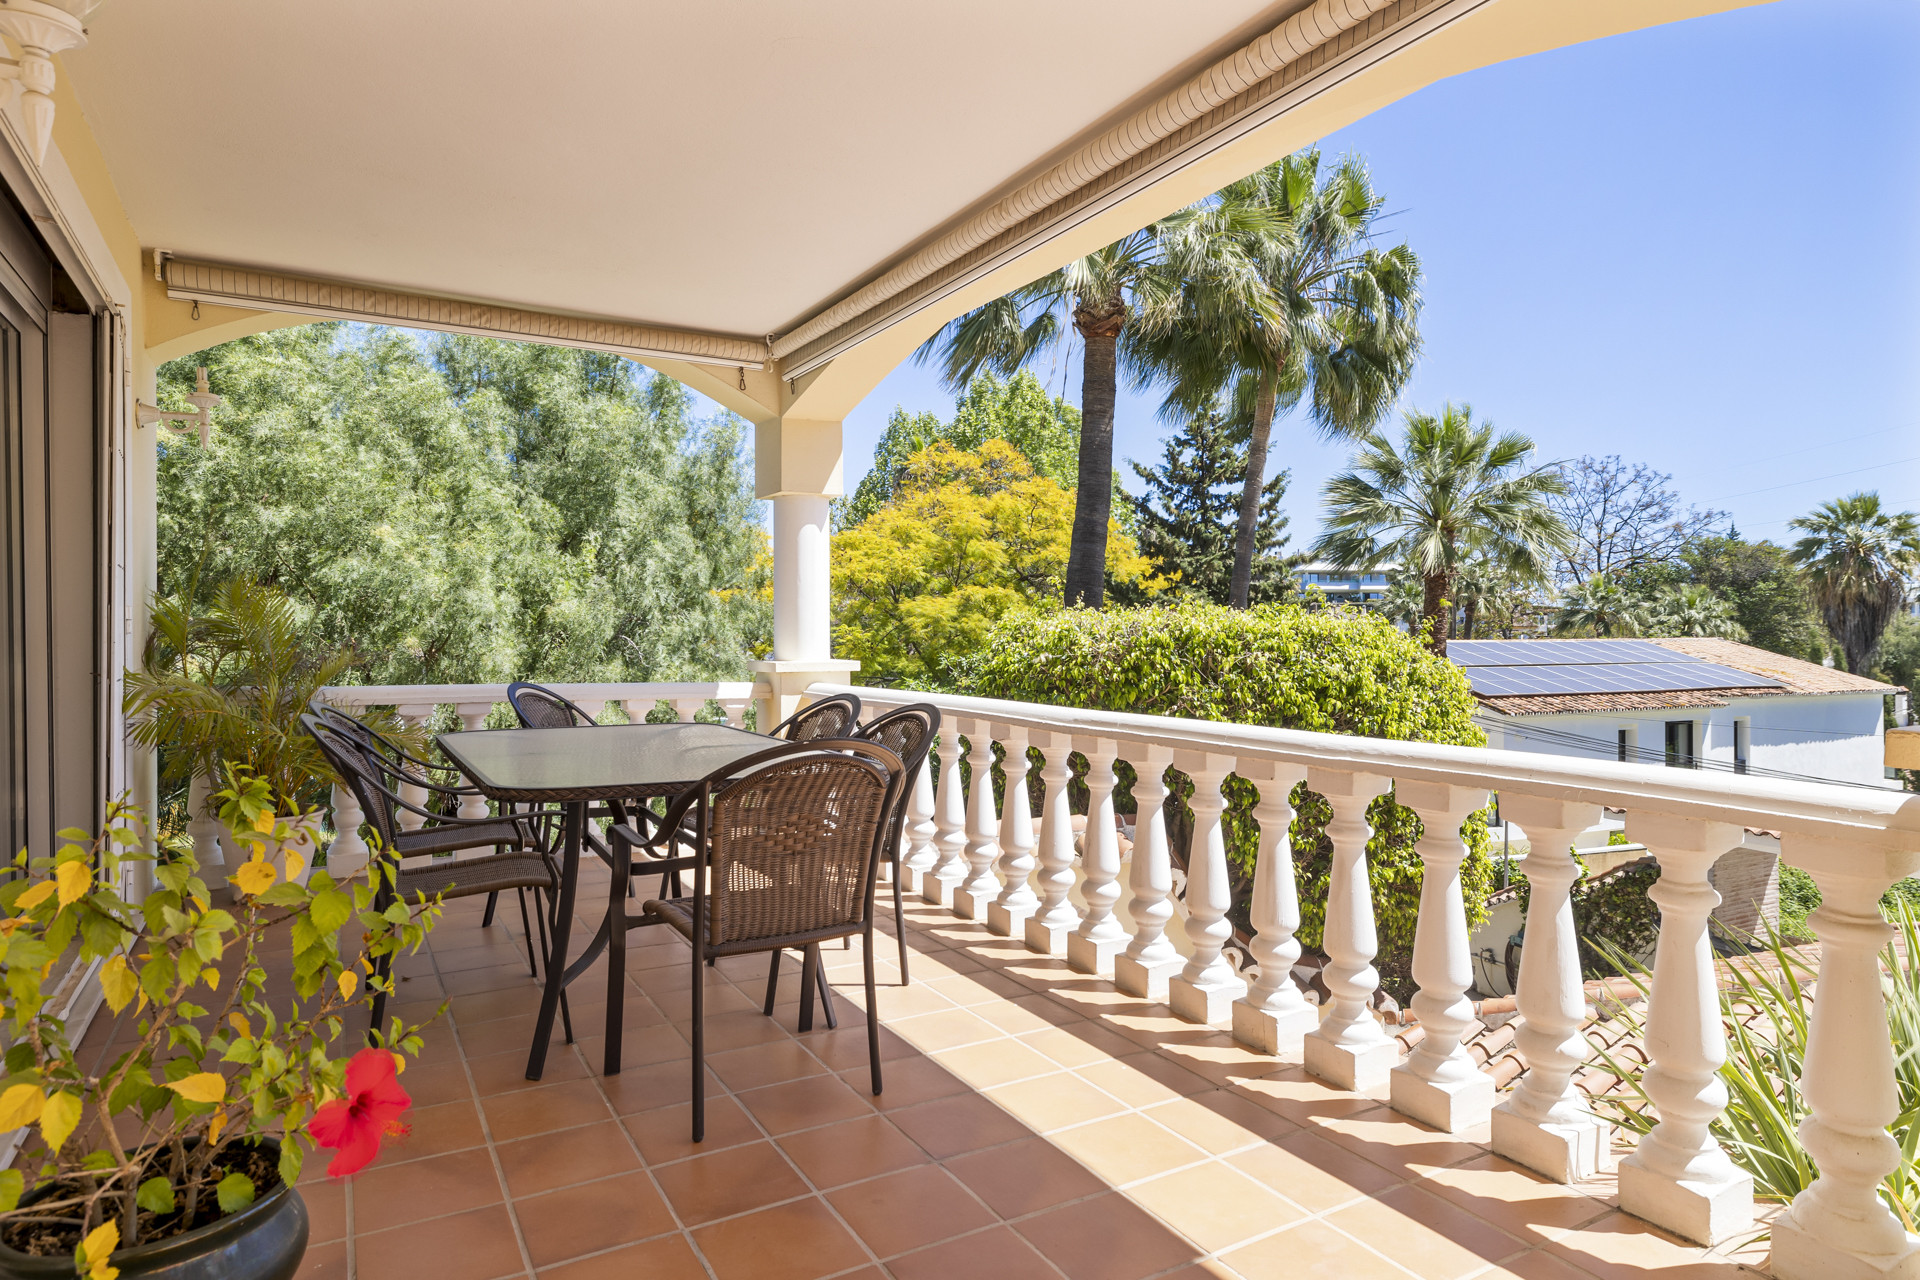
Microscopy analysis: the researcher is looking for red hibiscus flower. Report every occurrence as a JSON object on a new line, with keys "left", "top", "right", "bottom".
{"left": 307, "top": 1048, "right": 412, "bottom": 1177}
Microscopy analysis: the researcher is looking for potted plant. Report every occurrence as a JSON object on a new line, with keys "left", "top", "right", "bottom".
{"left": 0, "top": 776, "right": 441, "bottom": 1280}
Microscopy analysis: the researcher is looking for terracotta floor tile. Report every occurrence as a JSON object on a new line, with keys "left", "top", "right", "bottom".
{"left": 924, "top": 969, "right": 1031, "bottom": 1006}
{"left": 1544, "top": 1211, "right": 1751, "bottom": 1279}
{"left": 450, "top": 985, "right": 551, "bottom": 1025}
{"left": 889, "top": 1092, "right": 1033, "bottom": 1159}
{"left": 469, "top": 1044, "right": 593, "bottom": 1096}
{"left": 482, "top": 1079, "right": 614, "bottom": 1142}
{"left": 1048, "top": 1112, "right": 1209, "bottom": 1187}
{"left": 1143, "top": 1093, "right": 1288, "bottom": 1156}
{"left": 496, "top": 1120, "right": 643, "bottom": 1197}
{"left": 596, "top": 1020, "right": 694, "bottom": 1070}
{"left": 349, "top": 1146, "right": 504, "bottom": 1234}
{"left": 455, "top": 1013, "right": 545, "bottom": 1059}
{"left": 776, "top": 1113, "right": 930, "bottom": 1188}
{"left": 1416, "top": 1154, "right": 1613, "bottom": 1244}
{"left": 354, "top": 1204, "right": 526, "bottom": 1280}
{"left": 1074, "top": 1053, "right": 1213, "bottom": 1109}
{"left": 1127, "top": 1160, "right": 1305, "bottom": 1252}
{"left": 887, "top": 1007, "right": 1008, "bottom": 1052}
{"left": 516, "top": 1170, "right": 679, "bottom": 1268}
{"left": 650, "top": 1140, "right": 812, "bottom": 1225}
{"left": 597, "top": 1058, "right": 715, "bottom": 1115}
{"left": 806, "top": 1023, "right": 917, "bottom": 1070}
{"left": 1316, "top": 1111, "right": 1491, "bottom": 1179}
{"left": 300, "top": 1177, "right": 346, "bottom": 1244}
{"left": 933, "top": 1038, "right": 1062, "bottom": 1089}
{"left": 691, "top": 1196, "right": 871, "bottom": 1280}
{"left": 1020, "top": 1022, "right": 1133, "bottom": 1068}
{"left": 827, "top": 1162, "right": 996, "bottom": 1258}
{"left": 945, "top": 1136, "right": 1110, "bottom": 1218}
{"left": 624, "top": 1093, "right": 764, "bottom": 1164}
{"left": 984, "top": 1071, "right": 1130, "bottom": 1133}
{"left": 1221, "top": 1218, "right": 1413, "bottom": 1280}
{"left": 888, "top": 1226, "right": 1060, "bottom": 1280}
{"left": 708, "top": 1037, "right": 831, "bottom": 1091}
{"left": 536, "top": 1231, "right": 708, "bottom": 1280}
{"left": 974, "top": 995, "right": 1081, "bottom": 1036}
{"left": 678, "top": 1009, "right": 794, "bottom": 1052}
{"left": 1327, "top": 1184, "right": 1526, "bottom": 1280}
{"left": 845, "top": 1056, "right": 969, "bottom": 1111}
{"left": 875, "top": 981, "right": 967, "bottom": 1018}
{"left": 1474, "top": 1250, "right": 1608, "bottom": 1280}
{"left": 1235, "top": 1071, "right": 1392, "bottom": 1127}
{"left": 393, "top": 1058, "right": 476, "bottom": 1109}
{"left": 294, "top": 1238, "right": 348, "bottom": 1280}
{"left": 736, "top": 1072, "right": 876, "bottom": 1134}
{"left": 651, "top": 981, "right": 762, "bottom": 1022}
{"left": 1015, "top": 1190, "right": 1203, "bottom": 1280}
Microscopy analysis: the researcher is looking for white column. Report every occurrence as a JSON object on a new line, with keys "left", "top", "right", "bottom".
{"left": 1390, "top": 782, "right": 1495, "bottom": 1132}
{"left": 1115, "top": 744, "right": 1182, "bottom": 1001}
{"left": 987, "top": 726, "right": 1039, "bottom": 936}
{"left": 454, "top": 703, "right": 494, "bottom": 821}
{"left": 1067, "top": 739, "right": 1127, "bottom": 975}
{"left": 1773, "top": 836, "right": 1920, "bottom": 1280}
{"left": 955, "top": 722, "right": 1003, "bottom": 920}
{"left": 900, "top": 754, "right": 939, "bottom": 896}
{"left": 772, "top": 493, "right": 831, "bottom": 662}
{"left": 1170, "top": 753, "right": 1246, "bottom": 1025}
{"left": 1025, "top": 733, "right": 1080, "bottom": 955}
{"left": 393, "top": 703, "right": 437, "bottom": 832}
{"left": 1233, "top": 761, "right": 1316, "bottom": 1055}
{"left": 1616, "top": 813, "right": 1752, "bottom": 1246}
{"left": 925, "top": 729, "right": 968, "bottom": 908}
{"left": 1303, "top": 769, "right": 1398, "bottom": 1092}
{"left": 1491, "top": 794, "right": 1612, "bottom": 1182}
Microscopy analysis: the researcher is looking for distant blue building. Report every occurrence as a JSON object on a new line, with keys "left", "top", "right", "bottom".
{"left": 1291, "top": 561, "right": 1395, "bottom": 604}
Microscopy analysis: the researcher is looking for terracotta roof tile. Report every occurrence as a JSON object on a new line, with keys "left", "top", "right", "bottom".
{"left": 1472, "top": 637, "right": 1898, "bottom": 715}
{"left": 1650, "top": 637, "right": 1900, "bottom": 693}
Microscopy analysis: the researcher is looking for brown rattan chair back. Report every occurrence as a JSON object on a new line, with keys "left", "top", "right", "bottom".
{"left": 507, "top": 681, "right": 600, "bottom": 729}
{"left": 769, "top": 692, "right": 861, "bottom": 743}
{"left": 854, "top": 704, "right": 938, "bottom": 778}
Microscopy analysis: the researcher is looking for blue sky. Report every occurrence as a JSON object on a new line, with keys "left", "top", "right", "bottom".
{"left": 774, "top": 0, "right": 1918, "bottom": 548}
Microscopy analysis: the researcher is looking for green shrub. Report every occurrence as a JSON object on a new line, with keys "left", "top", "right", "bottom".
{"left": 1516, "top": 852, "right": 1664, "bottom": 978}
{"left": 955, "top": 600, "right": 1493, "bottom": 999}
{"left": 1779, "top": 864, "right": 1920, "bottom": 941}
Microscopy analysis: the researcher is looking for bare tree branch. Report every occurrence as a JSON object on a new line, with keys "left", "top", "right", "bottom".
{"left": 1547, "top": 455, "right": 1727, "bottom": 585}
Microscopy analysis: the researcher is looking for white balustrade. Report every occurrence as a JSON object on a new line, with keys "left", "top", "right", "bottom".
{"left": 1115, "top": 744, "right": 1182, "bottom": 1001}
{"left": 392, "top": 703, "right": 437, "bottom": 832}
{"left": 1232, "top": 760, "right": 1315, "bottom": 1053}
{"left": 926, "top": 728, "right": 968, "bottom": 907}
{"left": 1491, "top": 794, "right": 1611, "bottom": 1181}
{"left": 1066, "top": 738, "right": 1127, "bottom": 975}
{"left": 1025, "top": 732, "right": 1080, "bottom": 955}
{"left": 955, "top": 722, "right": 1003, "bottom": 920}
{"left": 987, "top": 726, "right": 1039, "bottom": 937}
{"left": 1170, "top": 752, "right": 1246, "bottom": 1025}
{"left": 901, "top": 754, "right": 939, "bottom": 896}
{"left": 1391, "top": 781, "right": 1494, "bottom": 1132}
{"left": 454, "top": 702, "right": 494, "bottom": 820}
{"left": 1616, "top": 813, "right": 1752, "bottom": 1245}
{"left": 1302, "top": 768, "right": 1398, "bottom": 1091}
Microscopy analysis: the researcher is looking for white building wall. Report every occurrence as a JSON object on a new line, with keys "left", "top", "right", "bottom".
{"left": 1483, "top": 693, "right": 1890, "bottom": 789}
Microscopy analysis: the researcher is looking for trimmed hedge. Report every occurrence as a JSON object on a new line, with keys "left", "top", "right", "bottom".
{"left": 956, "top": 601, "right": 1494, "bottom": 999}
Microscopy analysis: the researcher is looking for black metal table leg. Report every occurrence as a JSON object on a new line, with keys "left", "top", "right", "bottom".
{"left": 525, "top": 802, "right": 583, "bottom": 1080}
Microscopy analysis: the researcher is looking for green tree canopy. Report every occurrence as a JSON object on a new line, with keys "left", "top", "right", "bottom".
{"left": 157, "top": 325, "right": 769, "bottom": 686}
{"left": 1126, "top": 405, "right": 1293, "bottom": 605}
{"left": 1789, "top": 492, "right": 1920, "bottom": 674}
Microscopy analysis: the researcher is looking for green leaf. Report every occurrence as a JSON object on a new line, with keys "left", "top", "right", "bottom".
{"left": 276, "top": 1142, "right": 303, "bottom": 1189}
{"left": 136, "top": 1176, "right": 175, "bottom": 1214}
{"left": 0, "top": 1169, "right": 20, "bottom": 1211}
{"left": 308, "top": 889, "right": 351, "bottom": 933}
{"left": 214, "top": 1172, "right": 255, "bottom": 1214}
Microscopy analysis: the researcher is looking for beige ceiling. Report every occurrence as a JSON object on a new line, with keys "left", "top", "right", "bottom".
{"left": 63, "top": 0, "right": 1292, "bottom": 339}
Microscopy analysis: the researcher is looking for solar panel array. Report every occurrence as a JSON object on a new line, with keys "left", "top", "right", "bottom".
{"left": 1447, "top": 640, "right": 1781, "bottom": 699}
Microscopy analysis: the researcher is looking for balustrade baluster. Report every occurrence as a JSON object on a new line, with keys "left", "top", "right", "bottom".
{"left": 1232, "top": 761, "right": 1314, "bottom": 1054}
{"left": 673, "top": 698, "right": 702, "bottom": 723}
{"left": 724, "top": 700, "right": 748, "bottom": 729}
{"left": 1171, "top": 753, "right": 1245, "bottom": 1024}
{"left": 326, "top": 777, "right": 370, "bottom": 880}
{"left": 1490, "top": 794, "right": 1611, "bottom": 1181}
{"left": 900, "top": 752, "right": 939, "bottom": 895}
{"left": 1024, "top": 732, "right": 1080, "bottom": 954}
{"left": 1303, "top": 769, "right": 1397, "bottom": 1091}
{"left": 987, "top": 727, "right": 1039, "bottom": 936}
{"left": 955, "top": 722, "right": 1003, "bottom": 920}
{"left": 1115, "top": 744, "right": 1182, "bottom": 1001}
{"left": 394, "top": 703, "right": 437, "bottom": 832}
{"left": 1391, "top": 781, "right": 1494, "bottom": 1131}
{"left": 453, "top": 702, "right": 494, "bottom": 821}
{"left": 1616, "top": 813, "right": 1752, "bottom": 1245}
{"left": 575, "top": 699, "right": 607, "bottom": 722}
{"left": 1067, "top": 739, "right": 1126, "bottom": 975}
{"left": 1773, "top": 835, "right": 1920, "bottom": 1280}
{"left": 924, "top": 729, "right": 967, "bottom": 907}
{"left": 620, "top": 698, "right": 648, "bottom": 725}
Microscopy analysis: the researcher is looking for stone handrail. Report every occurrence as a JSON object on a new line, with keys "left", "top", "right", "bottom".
{"left": 817, "top": 683, "right": 1920, "bottom": 1280}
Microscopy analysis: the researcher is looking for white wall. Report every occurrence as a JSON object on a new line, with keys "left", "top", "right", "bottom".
{"left": 1483, "top": 693, "right": 1890, "bottom": 789}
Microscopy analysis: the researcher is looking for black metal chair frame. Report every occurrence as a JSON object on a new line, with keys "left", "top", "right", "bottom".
{"left": 768, "top": 691, "right": 863, "bottom": 743}
{"left": 604, "top": 738, "right": 903, "bottom": 1141}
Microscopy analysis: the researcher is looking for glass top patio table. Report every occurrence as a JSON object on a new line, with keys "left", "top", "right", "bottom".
{"left": 436, "top": 720, "right": 782, "bottom": 1080}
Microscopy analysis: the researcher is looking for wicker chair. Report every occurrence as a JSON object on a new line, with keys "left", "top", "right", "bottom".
{"left": 606, "top": 738, "right": 903, "bottom": 1141}
{"left": 303, "top": 715, "right": 567, "bottom": 1044}
{"left": 768, "top": 692, "right": 862, "bottom": 743}
{"left": 852, "top": 704, "right": 940, "bottom": 983}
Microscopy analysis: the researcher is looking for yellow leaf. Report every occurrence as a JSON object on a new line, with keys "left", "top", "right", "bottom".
{"left": 39, "top": 1091, "right": 81, "bottom": 1151}
{"left": 205, "top": 1109, "right": 226, "bottom": 1147}
{"left": 230, "top": 859, "right": 276, "bottom": 897}
{"left": 0, "top": 1083, "right": 45, "bottom": 1131}
{"left": 201, "top": 968, "right": 220, "bottom": 991}
{"left": 283, "top": 850, "right": 305, "bottom": 881}
{"left": 252, "top": 809, "right": 276, "bottom": 834}
{"left": 164, "top": 1073, "right": 226, "bottom": 1105}
{"left": 99, "top": 955, "right": 137, "bottom": 1014}
{"left": 390, "top": 1051, "right": 406, "bottom": 1075}
{"left": 14, "top": 880, "right": 54, "bottom": 911}
{"left": 79, "top": 1219, "right": 118, "bottom": 1279}
{"left": 228, "top": 1012, "right": 252, "bottom": 1039}
{"left": 336, "top": 971, "right": 357, "bottom": 1002}
{"left": 54, "top": 861, "right": 90, "bottom": 907}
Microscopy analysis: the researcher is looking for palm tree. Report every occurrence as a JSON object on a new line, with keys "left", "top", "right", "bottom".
{"left": 917, "top": 229, "right": 1171, "bottom": 607}
{"left": 1132, "top": 151, "right": 1421, "bottom": 609}
{"left": 1789, "top": 492, "right": 1920, "bottom": 673}
{"left": 1642, "top": 583, "right": 1746, "bottom": 640}
{"left": 1551, "top": 575, "right": 1642, "bottom": 638}
{"left": 1312, "top": 404, "right": 1571, "bottom": 656}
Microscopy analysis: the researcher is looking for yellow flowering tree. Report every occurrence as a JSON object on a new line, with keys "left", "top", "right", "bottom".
{"left": 833, "top": 440, "right": 1156, "bottom": 686}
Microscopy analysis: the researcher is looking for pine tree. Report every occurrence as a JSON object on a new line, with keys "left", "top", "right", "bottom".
{"left": 1127, "top": 410, "right": 1292, "bottom": 604}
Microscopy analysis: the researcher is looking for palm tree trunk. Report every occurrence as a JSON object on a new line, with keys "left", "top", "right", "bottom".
{"left": 1065, "top": 310, "right": 1122, "bottom": 608}
{"left": 1228, "top": 371, "right": 1278, "bottom": 609}
{"left": 1422, "top": 572, "right": 1453, "bottom": 656}
{"left": 1461, "top": 596, "right": 1478, "bottom": 642}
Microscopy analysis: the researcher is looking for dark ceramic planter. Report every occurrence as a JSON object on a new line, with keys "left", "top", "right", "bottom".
{"left": 0, "top": 1141, "right": 308, "bottom": 1280}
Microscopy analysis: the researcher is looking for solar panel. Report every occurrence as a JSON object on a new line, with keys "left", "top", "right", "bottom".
{"left": 1448, "top": 640, "right": 1695, "bottom": 667}
{"left": 1462, "top": 662, "right": 1780, "bottom": 698}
